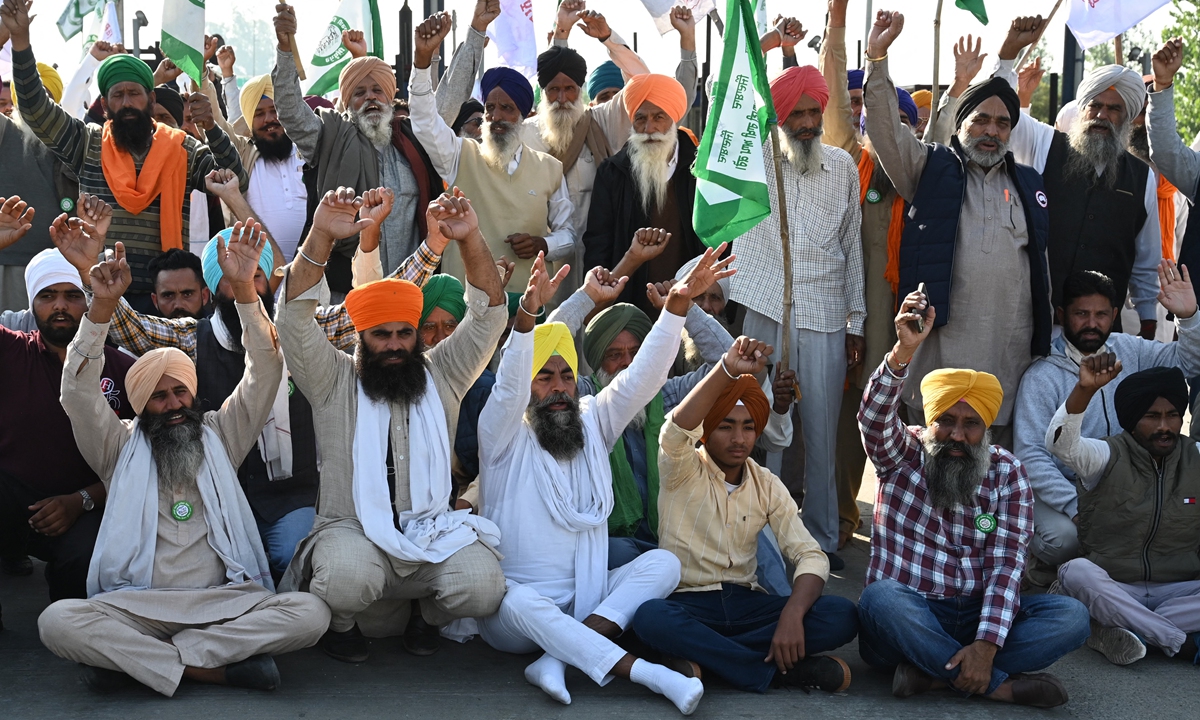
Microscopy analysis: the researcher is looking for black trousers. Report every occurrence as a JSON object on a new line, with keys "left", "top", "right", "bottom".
{"left": 0, "top": 471, "right": 101, "bottom": 601}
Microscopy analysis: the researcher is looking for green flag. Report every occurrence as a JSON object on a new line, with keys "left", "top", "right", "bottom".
{"left": 956, "top": 0, "right": 988, "bottom": 26}
{"left": 161, "top": 0, "right": 207, "bottom": 85}
{"left": 306, "top": 0, "right": 386, "bottom": 97}
{"left": 692, "top": 0, "right": 775, "bottom": 249}
{"left": 56, "top": 0, "right": 102, "bottom": 41}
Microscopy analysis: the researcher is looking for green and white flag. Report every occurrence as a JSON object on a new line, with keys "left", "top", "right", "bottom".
{"left": 56, "top": 0, "right": 102, "bottom": 41}
{"left": 692, "top": 0, "right": 775, "bottom": 249}
{"left": 161, "top": 0, "right": 206, "bottom": 85}
{"left": 306, "top": 0, "right": 385, "bottom": 97}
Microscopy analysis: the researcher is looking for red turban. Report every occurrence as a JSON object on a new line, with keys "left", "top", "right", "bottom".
{"left": 344, "top": 278, "right": 423, "bottom": 332}
{"left": 702, "top": 375, "right": 771, "bottom": 443}
{"left": 623, "top": 74, "right": 688, "bottom": 124}
{"left": 770, "top": 65, "right": 830, "bottom": 119}
{"left": 338, "top": 57, "right": 398, "bottom": 112}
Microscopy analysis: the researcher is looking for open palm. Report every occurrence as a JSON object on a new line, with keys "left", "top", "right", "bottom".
{"left": 678, "top": 242, "right": 735, "bottom": 299}
{"left": 0, "top": 196, "right": 34, "bottom": 251}
{"left": 218, "top": 221, "right": 267, "bottom": 286}
{"left": 49, "top": 214, "right": 104, "bottom": 272}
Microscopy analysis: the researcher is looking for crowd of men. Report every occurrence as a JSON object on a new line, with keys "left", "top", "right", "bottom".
{"left": 1, "top": 0, "right": 1199, "bottom": 710}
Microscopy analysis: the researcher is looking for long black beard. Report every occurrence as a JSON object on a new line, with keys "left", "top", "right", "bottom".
{"left": 1129, "top": 123, "right": 1150, "bottom": 165}
{"left": 525, "top": 391, "right": 585, "bottom": 461}
{"left": 214, "top": 291, "right": 275, "bottom": 353}
{"left": 921, "top": 427, "right": 992, "bottom": 510}
{"left": 355, "top": 337, "right": 428, "bottom": 405}
{"left": 108, "top": 106, "right": 155, "bottom": 154}
{"left": 143, "top": 405, "right": 206, "bottom": 493}
{"left": 253, "top": 129, "right": 294, "bottom": 161}
{"left": 35, "top": 310, "right": 80, "bottom": 348}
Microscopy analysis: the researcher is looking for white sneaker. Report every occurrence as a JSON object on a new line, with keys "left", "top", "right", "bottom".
{"left": 1087, "top": 620, "right": 1147, "bottom": 665}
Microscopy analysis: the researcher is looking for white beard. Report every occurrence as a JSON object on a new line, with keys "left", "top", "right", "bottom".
{"left": 351, "top": 101, "right": 395, "bottom": 148}
{"left": 1066, "top": 115, "right": 1130, "bottom": 187}
{"left": 627, "top": 127, "right": 678, "bottom": 214}
{"left": 781, "top": 129, "right": 825, "bottom": 175}
{"left": 537, "top": 94, "right": 585, "bottom": 155}
{"left": 480, "top": 120, "right": 522, "bottom": 173}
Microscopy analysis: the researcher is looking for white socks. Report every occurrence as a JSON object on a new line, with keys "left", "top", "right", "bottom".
{"left": 630, "top": 658, "right": 704, "bottom": 715}
{"left": 525, "top": 654, "right": 571, "bottom": 705}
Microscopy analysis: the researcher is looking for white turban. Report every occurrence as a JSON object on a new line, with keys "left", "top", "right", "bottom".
{"left": 24, "top": 249, "right": 81, "bottom": 309}
{"left": 675, "top": 254, "right": 731, "bottom": 300}
{"left": 1076, "top": 65, "right": 1146, "bottom": 123}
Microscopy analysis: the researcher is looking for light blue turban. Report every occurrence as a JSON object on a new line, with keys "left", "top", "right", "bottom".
{"left": 201, "top": 228, "right": 274, "bottom": 294}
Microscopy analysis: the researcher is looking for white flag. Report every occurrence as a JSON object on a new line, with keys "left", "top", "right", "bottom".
{"left": 83, "top": 2, "right": 122, "bottom": 55}
{"left": 161, "top": 0, "right": 206, "bottom": 84}
{"left": 56, "top": 0, "right": 103, "bottom": 41}
{"left": 306, "top": 0, "right": 384, "bottom": 96}
{"left": 1067, "top": 0, "right": 1170, "bottom": 50}
{"left": 486, "top": 0, "right": 536, "bottom": 82}
{"left": 638, "top": 0, "right": 717, "bottom": 36}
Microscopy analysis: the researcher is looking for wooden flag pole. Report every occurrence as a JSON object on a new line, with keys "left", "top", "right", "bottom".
{"left": 1015, "top": 0, "right": 1064, "bottom": 71}
{"left": 288, "top": 33, "right": 307, "bottom": 81}
{"left": 769, "top": 123, "right": 794, "bottom": 377}
{"left": 931, "top": 0, "right": 944, "bottom": 118}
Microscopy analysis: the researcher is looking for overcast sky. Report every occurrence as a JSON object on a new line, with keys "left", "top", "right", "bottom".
{"left": 22, "top": 0, "right": 1178, "bottom": 86}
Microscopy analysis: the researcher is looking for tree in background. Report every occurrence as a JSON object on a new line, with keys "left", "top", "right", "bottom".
{"left": 1164, "top": 0, "right": 1200, "bottom": 143}
{"left": 1025, "top": 37, "right": 1054, "bottom": 125}
{"left": 206, "top": 6, "right": 277, "bottom": 81}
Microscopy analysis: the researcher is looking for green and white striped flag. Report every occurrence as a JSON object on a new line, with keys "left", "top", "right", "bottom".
{"left": 692, "top": 0, "right": 775, "bottom": 248}
{"left": 56, "top": 0, "right": 102, "bottom": 41}
{"left": 306, "top": 0, "right": 385, "bottom": 97}
{"left": 161, "top": 0, "right": 206, "bottom": 85}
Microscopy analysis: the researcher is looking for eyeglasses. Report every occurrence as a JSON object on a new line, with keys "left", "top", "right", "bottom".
{"left": 463, "top": 117, "right": 484, "bottom": 128}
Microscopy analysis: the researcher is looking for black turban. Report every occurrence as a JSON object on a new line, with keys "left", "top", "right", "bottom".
{"left": 953, "top": 77, "right": 1021, "bottom": 132}
{"left": 1113, "top": 366, "right": 1189, "bottom": 434}
{"left": 537, "top": 46, "right": 588, "bottom": 90}
{"left": 153, "top": 84, "right": 185, "bottom": 127}
{"left": 451, "top": 99, "right": 484, "bottom": 135}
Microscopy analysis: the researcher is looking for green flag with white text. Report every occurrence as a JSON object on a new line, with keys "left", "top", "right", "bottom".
{"left": 306, "top": 0, "right": 385, "bottom": 97}
{"left": 692, "top": 0, "right": 775, "bottom": 249}
{"left": 161, "top": 0, "right": 206, "bottom": 85}
{"left": 956, "top": 0, "right": 988, "bottom": 26}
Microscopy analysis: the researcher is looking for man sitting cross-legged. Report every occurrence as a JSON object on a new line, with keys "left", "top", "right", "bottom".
{"left": 276, "top": 187, "right": 509, "bottom": 663}
{"left": 631, "top": 337, "right": 859, "bottom": 694}
{"left": 41, "top": 228, "right": 330, "bottom": 696}
{"left": 855, "top": 288, "right": 1089, "bottom": 708}
{"left": 474, "top": 248, "right": 735, "bottom": 714}
{"left": 1048, "top": 361, "right": 1200, "bottom": 666}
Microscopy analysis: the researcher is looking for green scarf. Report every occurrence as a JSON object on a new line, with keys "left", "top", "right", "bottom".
{"left": 602, "top": 376, "right": 665, "bottom": 539}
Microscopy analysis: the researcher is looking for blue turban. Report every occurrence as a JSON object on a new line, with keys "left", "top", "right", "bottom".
{"left": 481, "top": 67, "right": 534, "bottom": 118}
{"left": 201, "top": 228, "right": 275, "bottom": 294}
{"left": 860, "top": 87, "right": 920, "bottom": 136}
{"left": 586, "top": 61, "right": 625, "bottom": 100}
{"left": 847, "top": 68, "right": 864, "bottom": 91}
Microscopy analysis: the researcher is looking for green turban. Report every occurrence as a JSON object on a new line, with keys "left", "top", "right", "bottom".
{"left": 420, "top": 275, "right": 467, "bottom": 325}
{"left": 506, "top": 292, "right": 523, "bottom": 320}
{"left": 96, "top": 54, "right": 155, "bottom": 97}
{"left": 584, "top": 303, "right": 652, "bottom": 371}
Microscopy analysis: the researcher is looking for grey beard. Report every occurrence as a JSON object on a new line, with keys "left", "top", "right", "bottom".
{"left": 1066, "top": 117, "right": 1131, "bottom": 188}
{"left": 526, "top": 391, "right": 586, "bottom": 461}
{"left": 920, "top": 427, "right": 992, "bottom": 510}
{"left": 627, "top": 128, "right": 678, "bottom": 214}
{"left": 143, "top": 406, "right": 206, "bottom": 494}
{"left": 537, "top": 95, "right": 585, "bottom": 155}
{"left": 481, "top": 120, "right": 521, "bottom": 172}
{"left": 781, "top": 127, "right": 825, "bottom": 175}
{"left": 1129, "top": 123, "right": 1150, "bottom": 165}
{"left": 596, "top": 368, "right": 646, "bottom": 430}
{"left": 352, "top": 101, "right": 395, "bottom": 148}
{"left": 956, "top": 126, "right": 1008, "bottom": 168}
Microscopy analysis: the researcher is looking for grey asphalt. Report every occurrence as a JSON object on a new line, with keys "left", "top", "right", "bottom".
{"left": 1, "top": 500, "right": 1195, "bottom": 719}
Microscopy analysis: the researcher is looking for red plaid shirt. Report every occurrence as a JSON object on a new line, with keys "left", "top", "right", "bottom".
{"left": 857, "top": 361, "right": 1033, "bottom": 647}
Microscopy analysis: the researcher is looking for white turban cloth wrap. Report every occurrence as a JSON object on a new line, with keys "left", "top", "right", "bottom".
{"left": 25, "top": 248, "right": 81, "bottom": 309}
{"left": 1075, "top": 65, "right": 1146, "bottom": 123}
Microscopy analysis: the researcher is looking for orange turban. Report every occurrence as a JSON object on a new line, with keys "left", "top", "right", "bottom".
{"left": 344, "top": 278, "right": 423, "bottom": 332}
{"left": 911, "top": 89, "right": 933, "bottom": 109}
{"left": 127, "top": 347, "right": 198, "bottom": 416}
{"left": 622, "top": 74, "right": 688, "bottom": 124}
{"left": 920, "top": 368, "right": 1004, "bottom": 428}
{"left": 770, "top": 65, "right": 830, "bottom": 119}
{"left": 337, "top": 57, "right": 398, "bottom": 112}
{"left": 702, "top": 375, "right": 771, "bottom": 443}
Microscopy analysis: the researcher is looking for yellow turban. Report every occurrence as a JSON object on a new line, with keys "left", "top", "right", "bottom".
{"left": 920, "top": 368, "right": 1004, "bottom": 428}
{"left": 37, "top": 63, "right": 63, "bottom": 104}
{"left": 126, "top": 347, "right": 198, "bottom": 416}
{"left": 344, "top": 278, "right": 423, "bottom": 332}
{"left": 337, "top": 57, "right": 397, "bottom": 112}
{"left": 240, "top": 74, "right": 275, "bottom": 130}
{"left": 532, "top": 322, "right": 577, "bottom": 380}
{"left": 911, "top": 89, "right": 932, "bottom": 109}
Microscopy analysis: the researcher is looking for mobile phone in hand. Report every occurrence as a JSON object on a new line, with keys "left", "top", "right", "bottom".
{"left": 913, "top": 282, "right": 928, "bottom": 333}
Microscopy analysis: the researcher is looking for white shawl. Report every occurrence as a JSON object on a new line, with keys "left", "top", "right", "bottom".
{"left": 87, "top": 424, "right": 275, "bottom": 597}
{"left": 352, "top": 371, "right": 500, "bottom": 563}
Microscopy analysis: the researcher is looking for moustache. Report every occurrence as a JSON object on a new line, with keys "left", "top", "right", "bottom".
{"left": 47, "top": 313, "right": 72, "bottom": 323}
{"left": 533, "top": 391, "right": 574, "bottom": 409}
{"left": 260, "top": 121, "right": 283, "bottom": 132}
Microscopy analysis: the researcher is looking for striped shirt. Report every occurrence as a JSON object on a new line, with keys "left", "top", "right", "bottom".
{"left": 657, "top": 415, "right": 829, "bottom": 593}
{"left": 12, "top": 47, "right": 247, "bottom": 295}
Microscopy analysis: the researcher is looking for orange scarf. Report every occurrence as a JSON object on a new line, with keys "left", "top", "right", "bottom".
{"left": 858, "top": 151, "right": 906, "bottom": 295}
{"left": 1158, "top": 173, "right": 1178, "bottom": 262}
{"left": 100, "top": 121, "right": 189, "bottom": 251}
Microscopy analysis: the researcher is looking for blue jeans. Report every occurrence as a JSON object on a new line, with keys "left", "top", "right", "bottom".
{"left": 608, "top": 531, "right": 793, "bottom": 597}
{"left": 632, "top": 584, "right": 859, "bottom": 693}
{"left": 256, "top": 506, "right": 315, "bottom": 580}
{"left": 857, "top": 579, "right": 1090, "bottom": 697}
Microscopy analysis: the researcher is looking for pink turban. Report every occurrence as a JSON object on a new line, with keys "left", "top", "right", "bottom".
{"left": 337, "top": 57, "right": 397, "bottom": 111}
{"left": 622, "top": 74, "right": 688, "bottom": 124}
{"left": 770, "top": 65, "right": 830, "bottom": 119}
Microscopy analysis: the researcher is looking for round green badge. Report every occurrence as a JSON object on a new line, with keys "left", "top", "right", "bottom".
{"left": 865, "top": 188, "right": 883, "bottom": 204}
{"left": 975, "top": 513, "right": 997, "bottom": 534}
{"left": 60, "top": 197, "right": 75, "bottom": 213}
{"left": 288, "top": 379, "right": 295, "bottom": 397}
{"left": 171, "top": 500, "right": 194, "bottom": 522}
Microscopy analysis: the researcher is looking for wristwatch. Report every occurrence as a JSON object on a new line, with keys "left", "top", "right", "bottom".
{"left": 79, "top": 489, "right": 95, "bottom": 512}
